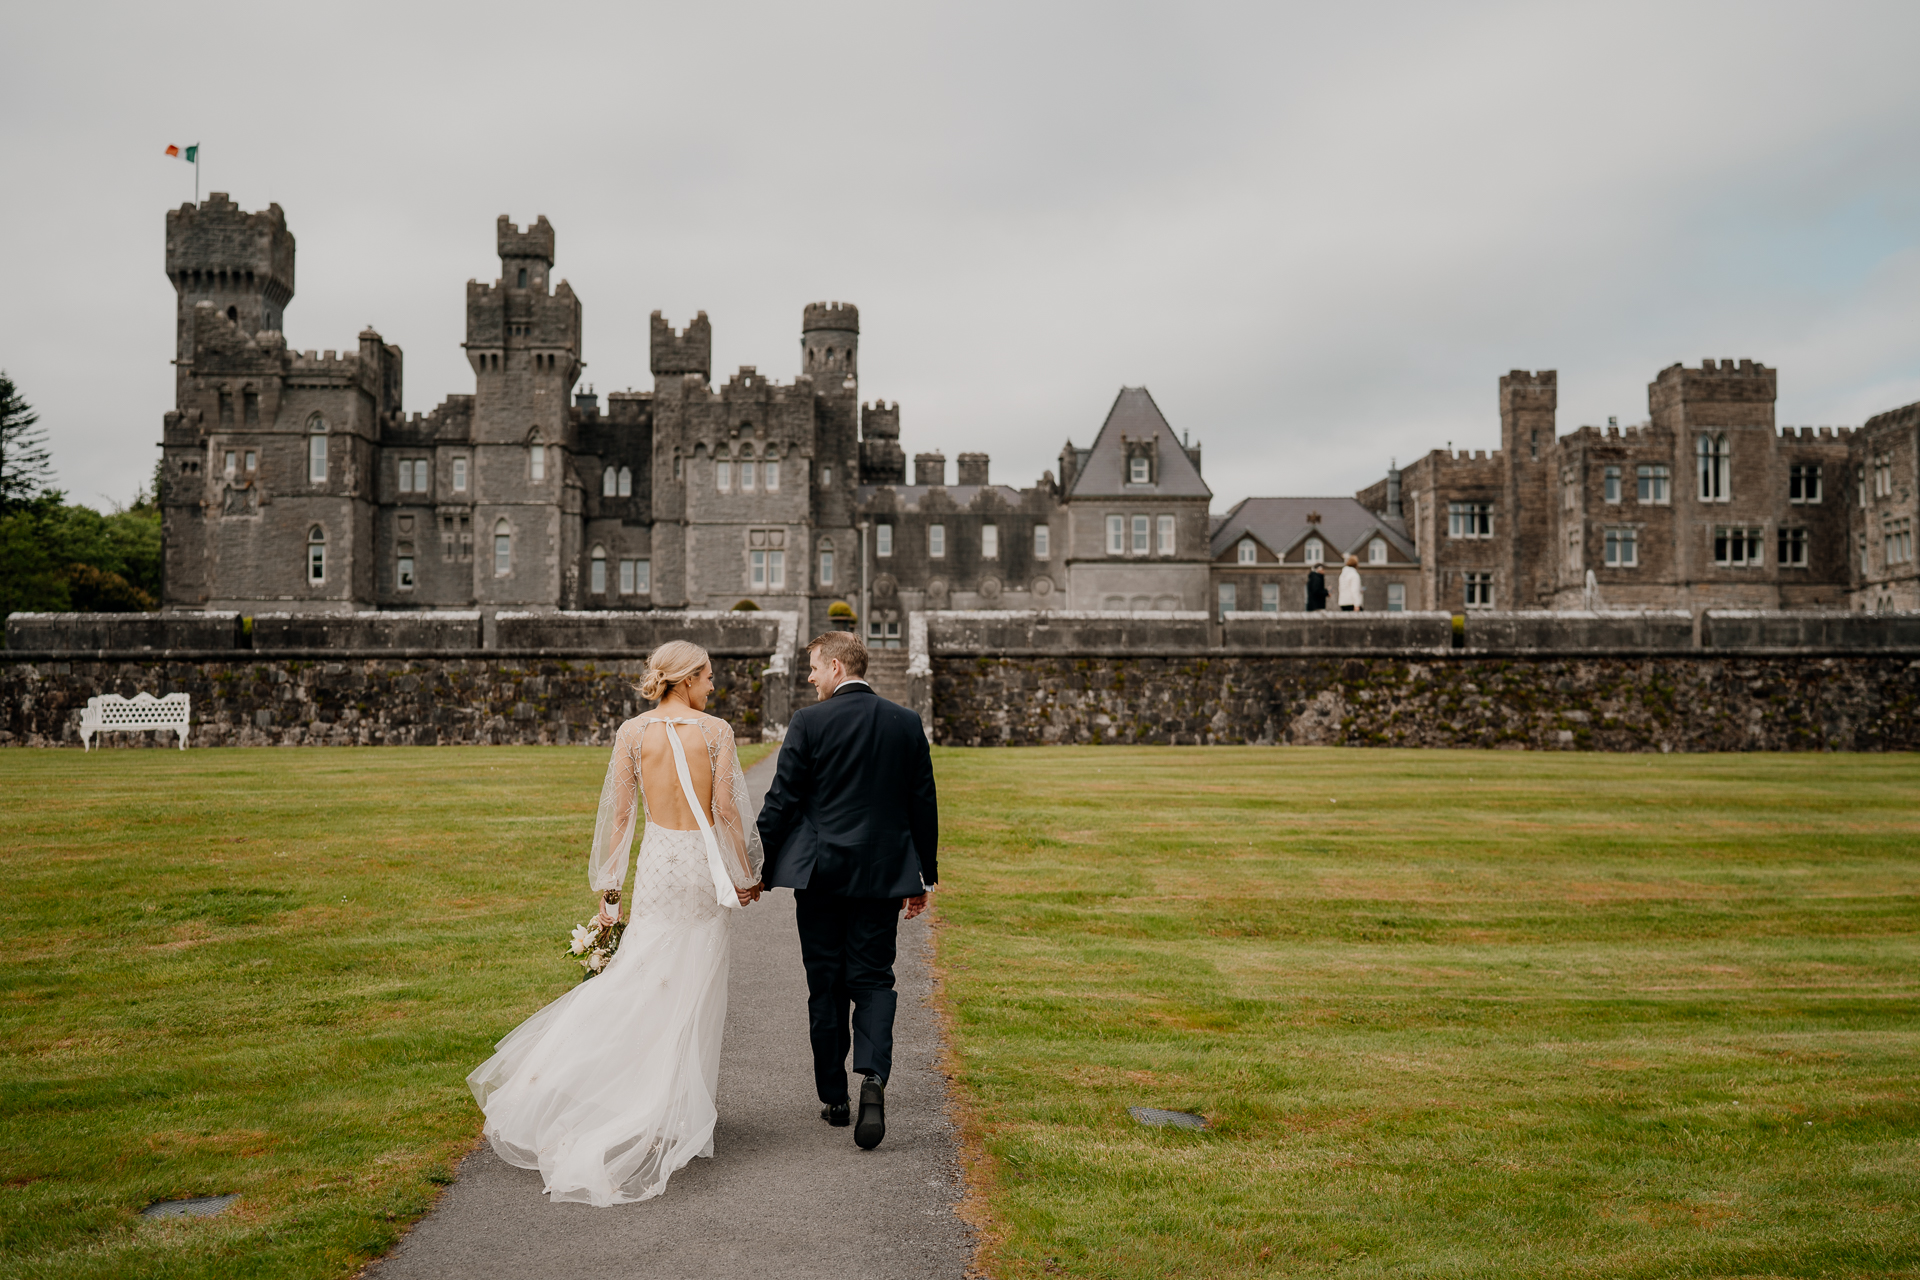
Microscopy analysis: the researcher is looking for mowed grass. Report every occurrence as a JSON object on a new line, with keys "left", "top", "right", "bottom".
{"left": 932, "top": 748, "right": 1920, "bottom": 1279}
{"left": 0, "top": 743, "right": 771, "bottom": 1280}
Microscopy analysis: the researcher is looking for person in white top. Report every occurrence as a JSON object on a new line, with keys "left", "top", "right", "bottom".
{"left": 1338, "top": 553, "right": 1364, "bottom": 611}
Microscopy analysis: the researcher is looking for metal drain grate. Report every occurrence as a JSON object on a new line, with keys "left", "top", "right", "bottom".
{"left": 141, "top": 1195, "right": 238, "bottom": 1219}
{"left": 1128, "top": 1107, "right": 1207, "bottom": 1130}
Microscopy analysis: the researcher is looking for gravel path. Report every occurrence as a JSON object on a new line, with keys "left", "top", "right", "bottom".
{"left": 366, "top": 748, "right": 974, "bottom": 1280}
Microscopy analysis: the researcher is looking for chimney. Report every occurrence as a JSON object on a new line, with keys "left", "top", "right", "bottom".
{"left": 956, "top": 452, "right": 990, "bottom": 486}
{"left": 914, "top": 451, "right": 946, "bottom": 487}
{"left": 1386, "top": 459, "right": 1401, "bottom": 519}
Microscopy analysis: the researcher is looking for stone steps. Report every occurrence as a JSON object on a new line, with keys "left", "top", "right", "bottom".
{"left": 865, "top": 650, "right": 912, "bottom": 704}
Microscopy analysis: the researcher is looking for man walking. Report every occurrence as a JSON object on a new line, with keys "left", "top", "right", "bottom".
{"left": 755, "top": 632, "right": 939, "bottom": 1151}
{"left": 1305, "top": 561, "right": 1328, "bottom": 612}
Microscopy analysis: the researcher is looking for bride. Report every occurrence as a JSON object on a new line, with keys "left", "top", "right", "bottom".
{"left": 468, "top": 640, "right": 765, "bottom": 1206}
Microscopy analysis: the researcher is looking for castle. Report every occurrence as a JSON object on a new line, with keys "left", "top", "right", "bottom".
{"left": 160, "top": 196, "right": 1920, "bottom": 629}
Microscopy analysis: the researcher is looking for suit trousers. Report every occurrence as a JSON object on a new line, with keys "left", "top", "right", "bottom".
{"left": 793, "top": 889, "right": 900, "bottom": 1104}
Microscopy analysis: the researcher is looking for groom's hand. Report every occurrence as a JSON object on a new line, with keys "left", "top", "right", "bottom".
{"left": 902, "top": 892, "right": 929, "bottom": 920}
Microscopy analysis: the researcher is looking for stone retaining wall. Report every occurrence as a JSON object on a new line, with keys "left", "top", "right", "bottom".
{"left": 0, "top": 657, "right": 769, "bottom": 748}
{"left": 930, "top": 653, "right": 1920, "bottom": 751}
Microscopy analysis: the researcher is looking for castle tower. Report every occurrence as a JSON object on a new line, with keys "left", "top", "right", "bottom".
{"left": 1498, "top": 369, "right": 1557, "bottom": 605}
{"left": 164, "top": 194, "right": 295, "bottom": 405}
{"left": 860, "top": 400, "right": 905, "bottom": 484}
{"left": 801, "top": 302, "right": 859, "bottom": 385}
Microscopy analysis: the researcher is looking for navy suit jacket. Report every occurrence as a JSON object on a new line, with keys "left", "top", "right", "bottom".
{"left": 755, "top": 682, "right": 938, "bottom": 899}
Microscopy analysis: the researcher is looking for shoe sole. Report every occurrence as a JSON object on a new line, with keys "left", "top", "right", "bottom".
{"left": 854, "top": 1083, "right": 886, "bottom": 1150}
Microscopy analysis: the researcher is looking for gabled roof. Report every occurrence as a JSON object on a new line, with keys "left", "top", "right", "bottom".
{"left": 1067, "top": 387, "right": 1212, "bottom": 499}
{"left": 1211, "top": 497, "right": 1417, "bottom": 563}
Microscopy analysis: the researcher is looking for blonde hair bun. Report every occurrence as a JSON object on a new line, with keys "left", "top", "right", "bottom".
{"left": 639, "top": 639, "right": 710, "bottom": 703}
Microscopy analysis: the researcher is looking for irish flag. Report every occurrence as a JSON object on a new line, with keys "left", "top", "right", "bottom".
{"left": 165, "top": 144, "right": 198, "bottom": 162}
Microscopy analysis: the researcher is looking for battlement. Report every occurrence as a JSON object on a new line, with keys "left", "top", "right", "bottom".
{"left": 497, "top": 215, "right": 554, "bottom": 264}
{"left": 803, "top": 301, "right": 859, "bottom": 333}
{"left": 862, "top": 401, "right": 900, "bottom": 439}
{"left": 166, "top": 195, "right": 295, "bottom": 288}
{"left": 1501, "top": 369, "right": 1556, "bottom": 388}
{"left": 1778, "top": 424, "right": 1856, "bottom": 441}
{"left": 289, "top": 348, "right": 361, "bottom": 371}
{"left": 1654, "top": 358, "right": 1776, "bottom": 384}
{"left": 1860, "top": 400, "right": 1920, "bottom": 436}
{"left": 651, "top": 312, "right": 711, "bottom": 379}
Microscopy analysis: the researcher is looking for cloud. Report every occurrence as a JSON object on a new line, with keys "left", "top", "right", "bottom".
{"left": 2, "top": 0, "right": 1917, "bottom": 509}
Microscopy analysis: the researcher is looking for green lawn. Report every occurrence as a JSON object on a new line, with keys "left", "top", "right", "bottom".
{"left": 0, "top": 743, "right": 770, "bottom": 1280}
{"left": 933, "top": 748, "right": 1920, "bottom": 1279}
{"left": 3, "top": 746, "right": 1916, "bottom": 1279}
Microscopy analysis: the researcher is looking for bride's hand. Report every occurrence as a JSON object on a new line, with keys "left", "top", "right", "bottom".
{"left": 735, "top": 881, "right": 763, "bottom": 906}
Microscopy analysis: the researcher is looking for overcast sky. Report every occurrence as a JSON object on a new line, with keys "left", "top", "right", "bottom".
{"left": 5, "top": 1, "right": 1919, "bottom": 512}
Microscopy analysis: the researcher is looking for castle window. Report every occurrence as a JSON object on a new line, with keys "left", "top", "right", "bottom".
{"left": 1386, "top": 582, "right": 1406, "bottom": 611}
{"left": 1789, "top": 463, "right": 1821, "bottom": 504}
{"left": 1636, "top": 464, "right": 1669, "bottom": 504}
{"left": 1464, "top": 572, "right": 1494, "bottom": 608}
{"left": 1872, "top": 454, "right": 1893, "bottom": 498}
{"left": 622, "top": 558, "right": 650, "bottom": 593}
{"left": 1130, "top": 456, "right": 1150, "bottom": 485}
{"left": 1885, "top": 516, "right": 1913, "bottom": 565}
{"left": 1217, "top": 582, "right": 1236, "bottom": 616}
{"left": 674, "top": 457, "right": 683, "bottom": 481}
{"left": 876, "top": 524, "right": 893, "bottom": 557}
{"left": 224, "top": 451, "right": 237, "bottom": 477}
{"left": 398, "top": 553, "right": 415, "bottom": 590}
{"left": 1447, "top": 502, "right": 1493, "bottom": 538}
{"left": 244, "top": 450, "right": 256, "bottom": 472}
{"left": 741, "top": 460, "right": 756, "bottom": 492}
{"left": 1304, "top": 537, "right": 1324, "bottom": 565}
{"left": 453, "top": 457, "right": 468, "bottom": 491}
{"left": 1713, "top": 525, "right": 1762, "bottom": 566}
{"left": 618, "top": 466, "right": 632, "bottom": 497}
{"left": 307, "top": 526, "right": 326, "bottom": 585}
{"left": 603, "top": 466, "right": 618, "bottom": 497}
{"left": 750, "top": 548, "right": 786, "bottom": 590}
{"left": 820, "top": 465, "right": 832, "bottom": 489}
{"left": 716, "top": 460, "right": 732, "bottom": 492}
{"left": 226, "top": 305, "right": 238, "bottom": 323}
{"left": 1777, "top": 527, "right": 1809, "bottom": 567}
{"left": 530, "top": 444, "right": 546, "bottom": 482}
{"left": 981, "top": 524, "right": 998, "bottom": 559}
{"left": 1033, "top": 524, "right": 1050, "bottom": 559}
{"left": 1261, "top": 582, "right": 1280, "bottom": 612}
{"left": 518, "top": 268, "right": 528, "bottom": 288}
{"left": 308, "top": 416, "right": 328, "bottom": 483}
{"left": 1604, "top": 528, "right": 1637, "bottom": 567}
{"left": 590, "top": 546, "right": 607, "bottom": 594}
{"left": 819, "top": 539, "right": 835, "bottom": 586}
{"left": 928, "top": 524, "right": 946, "bottom": 558}
{"left": 494, "top": 520, "right": 512, "bottom": 577}
{"left": 1697, "top": 433, "right": 1730, "bottom": 501}
{"left": 1368, "top": 538, "right": 1387, "bottom": 565}
{"left": 1106, "top": 515, "right": 1124, "bottom": 555}
{"left": 1604, "top": 466, "right": 1621, "bottom": 503}
{"left": 1238, "top": 538, "right": 1256, "bottom": 565}
{"left": 1158, "top": 515, "right": 1175, "bottom": 555}
{"left": 764, "top": 460, "right": 780, "bottom": 492}
{"left": 1131, "top": 516, "right": 1149, "bottom": 554}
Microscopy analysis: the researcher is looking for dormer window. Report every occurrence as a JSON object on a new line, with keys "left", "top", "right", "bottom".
{"left": 1369, "top": 538, "right": 1387, "bottom": 564}
{"left": 1304, "top": 538, "right": 1324, "bottom": 565}
{"left": 1238, "top": 538, "right": 1256, "bottom": 564}
{"left": 1130, "top": 456, "right": 1150, "bottom": 484}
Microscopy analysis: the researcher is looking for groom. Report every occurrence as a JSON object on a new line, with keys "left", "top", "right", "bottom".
{"left": 755, "top": 631, "right": 939, "bottom": 1151}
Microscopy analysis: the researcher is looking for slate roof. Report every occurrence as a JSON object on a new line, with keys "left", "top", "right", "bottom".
{"left": 1211, "top": 497, "right": 1418, "bottom": 563}
{"left": 1067, "top": 387, "right": 1212, "bottom": 499}
{"left": 854, "top": 484, "right": 1028, "bottom": 510}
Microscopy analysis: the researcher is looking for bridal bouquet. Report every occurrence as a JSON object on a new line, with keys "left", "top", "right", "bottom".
{"left": 567, "top": 917, "right": 625, "bottom": 981}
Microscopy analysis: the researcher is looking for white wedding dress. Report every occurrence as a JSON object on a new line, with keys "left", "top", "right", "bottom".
{"left": 467, "top": 713, "right": 764, "bottom": 1206}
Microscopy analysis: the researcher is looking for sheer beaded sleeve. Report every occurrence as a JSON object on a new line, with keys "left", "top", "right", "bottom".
{"left": 587, "top": 719, "right": 643, "bottom": 894}
{"left": 707, "top": 721, "right": 765, "bottom": 889}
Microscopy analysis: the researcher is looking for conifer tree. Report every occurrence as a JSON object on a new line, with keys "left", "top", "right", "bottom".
{"left": 0, "top": 372, "right": 53, "bottom": 512}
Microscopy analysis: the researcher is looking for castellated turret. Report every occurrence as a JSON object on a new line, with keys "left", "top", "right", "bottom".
{"left": 651, "top": 312, "right": 712, "bottom": 380}
{"left": 801, "top": 301, "right": 859, "bottom": 383}
{"left": 860, "top": 400, "right": 905, "bottom": 484}
{"left": 465, "top": 215, "right": 581, "bottom": 448}
{"left": 165, "top": 194, "right": 296, "bottom": 403}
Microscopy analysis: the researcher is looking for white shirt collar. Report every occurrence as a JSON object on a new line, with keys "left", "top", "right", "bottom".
{"left": 833, "top": 679, "right": 872, "bottom": 695}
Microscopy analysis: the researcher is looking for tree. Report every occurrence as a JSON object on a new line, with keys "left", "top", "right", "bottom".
{"left": 0, "top": 372, "right": 53, "bottom": 513}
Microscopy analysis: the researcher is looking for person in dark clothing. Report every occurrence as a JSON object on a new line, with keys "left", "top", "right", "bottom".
{"left": 755, "top": 631, "right": 939, "bottom": 1152}
{"left": 1305, "top": 563, "right": 1329, "bottom": 611}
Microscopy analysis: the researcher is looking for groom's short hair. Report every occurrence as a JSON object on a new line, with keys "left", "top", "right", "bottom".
{"left": 808, "top": 631, "right": 869, "bottom": 678}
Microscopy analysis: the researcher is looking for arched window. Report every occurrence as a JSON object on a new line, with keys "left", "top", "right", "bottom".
{"left": 530, "top": 441, "right": 546, "bottom": 482}
{"left": 764, "top": 457, "right": 779, "bottom": 492}
{"left": 494, "top": 519, "right": 512, "bottom": 577}
{"left": 307, "top": 526, "right": 326, "bottom": 584}
{"left": 716, "top": 450, "right": 732, "bottom": 493}
{"left": 819, "top": 537, "right": 835, "bottom": 587}
{"left": 1238, "top": 538, "right": 1256, "bottom": 565}
{"left": 590, "top": 545, "right": 607, "bottom": 594}
{"left": 308, "top": 416, "right": 328, "bottom": 484}
{"left": 1304, "top": 537, "right": 1324, "bottom": 565}
{"left": 603, "top": 466, "right": 618, "bottom": 497}
{"left": 1368, "top": 538, "right": 1387, "bottom": 564}
{"left": 618, "top": 466, "right": 632, "bottom": 497}
{"left": 1697, "top": 433, "right": 1730, "bottom": 501}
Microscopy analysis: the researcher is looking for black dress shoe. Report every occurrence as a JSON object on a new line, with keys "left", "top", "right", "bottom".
{"left": 854, "top": 1075, "right": 886, "bottom": 1150}
{"left": 821, "top": 1101, "right": 850, "bottom": 1127}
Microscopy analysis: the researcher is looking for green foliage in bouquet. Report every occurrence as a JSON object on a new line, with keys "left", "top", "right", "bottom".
{"left": 566, "top": 917, "right": 625, "bottom": 980}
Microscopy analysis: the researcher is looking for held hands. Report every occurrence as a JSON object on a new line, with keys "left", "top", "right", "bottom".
{"left": 736, "top": 880, "right": 765, "bottom": 907}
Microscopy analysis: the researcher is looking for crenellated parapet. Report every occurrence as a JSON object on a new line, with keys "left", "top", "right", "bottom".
{"left": 1650, "top": 358, "right": 1777, "bottom": 431}
{"left": 651, "top": 312, "right": 711, "bottom": 379}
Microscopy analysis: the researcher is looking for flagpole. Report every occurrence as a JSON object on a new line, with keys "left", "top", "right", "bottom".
{"left": 194, "top": 144, "right": 200, "bottom": 203}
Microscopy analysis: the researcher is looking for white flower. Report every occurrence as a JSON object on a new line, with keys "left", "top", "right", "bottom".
{"left": 589, "top": 950, "right": 609, "bottom": 972}
{"left": 570, "top": 924, "right": 593, "bottom": 955}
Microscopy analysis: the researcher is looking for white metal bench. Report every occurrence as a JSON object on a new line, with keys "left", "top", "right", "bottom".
{"left": 80, "top": 693, "right": 191, "bottom": 751}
